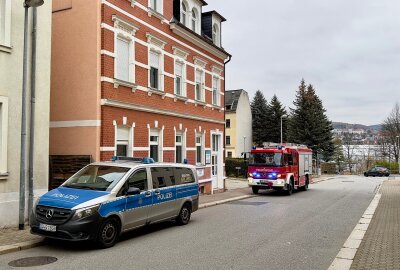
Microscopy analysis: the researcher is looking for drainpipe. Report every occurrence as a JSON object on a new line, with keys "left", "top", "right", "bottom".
{"left": 223, "top": 55, "right": 232, "bottom": 191}
{"left": 19, "top": 5, "right": 30, "bottom": 230}
{"left": 28, "top": 7, "right": 37, "bottom": 220}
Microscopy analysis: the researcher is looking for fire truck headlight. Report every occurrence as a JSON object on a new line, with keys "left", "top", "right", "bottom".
{"left": 248, "top": 172, "right": 253, "bottom": 177}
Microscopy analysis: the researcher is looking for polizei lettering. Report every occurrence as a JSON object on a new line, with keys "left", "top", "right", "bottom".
{"left": 51, "top": 193, "right": 79, "bottom": 200}
{"left": 157, "top": 192, "right": 172, "bottom": 201}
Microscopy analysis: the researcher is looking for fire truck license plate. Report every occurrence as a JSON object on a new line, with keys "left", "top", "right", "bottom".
{"left": 39, "top": 223, "right": 56, "bottom": 232}
{"left": 260, "top": 180, "right": 268, "bottom": 184}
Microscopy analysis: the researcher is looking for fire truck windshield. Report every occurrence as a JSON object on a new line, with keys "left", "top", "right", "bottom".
{"left": 248, "top": 152, "right": 283, "bottom": 167}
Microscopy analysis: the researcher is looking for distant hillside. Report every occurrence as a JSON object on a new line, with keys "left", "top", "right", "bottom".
{"left": 332, "top": 122, "right": 381, "bottom": 131}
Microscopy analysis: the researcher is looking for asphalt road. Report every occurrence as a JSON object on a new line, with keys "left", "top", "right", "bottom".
{"left": 1, "top": 175, "right": 382, "bottom": 270}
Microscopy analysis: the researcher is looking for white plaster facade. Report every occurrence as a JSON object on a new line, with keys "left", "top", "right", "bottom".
{"left": 0, "top": 0, "right": 52, "bottom": 227}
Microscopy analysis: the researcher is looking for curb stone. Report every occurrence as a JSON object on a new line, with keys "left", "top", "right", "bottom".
{"left": 327, "top": 181, "right": 383, "bottom": 270}
{"left": 199, "top": 195, "right": 256, "bottom": 209}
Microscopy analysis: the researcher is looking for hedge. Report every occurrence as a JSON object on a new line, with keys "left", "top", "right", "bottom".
{"left": 225, "top": 158, "right": 248, "bottom": 178}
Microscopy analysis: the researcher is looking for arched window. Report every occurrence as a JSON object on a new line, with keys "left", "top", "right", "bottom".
{"left": 181, "top": 2, "right": 188, "bottom": 26}
{"left": 191, "top": 9, "right": 198, "bottom": 32}
{"left": 212, "top": 24, "right": 219, "bottom": 46}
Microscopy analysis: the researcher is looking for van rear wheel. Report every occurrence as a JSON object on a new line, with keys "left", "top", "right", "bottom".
{"left": 97, "top": 217, "right": 120, "bottom": 249}
{"left": 176, "top": 203, "right": 191, "bottom": 225}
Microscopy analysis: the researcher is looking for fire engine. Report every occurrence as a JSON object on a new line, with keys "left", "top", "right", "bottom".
{"left": 246, "top": 143, "right": 313, "bottom": 195}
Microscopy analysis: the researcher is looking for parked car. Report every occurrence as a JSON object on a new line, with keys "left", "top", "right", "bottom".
{"left": 364, "top": 167, "right": 390, "bottom": 177}
{"left": 30, "top": 157, "right": 199, "bottom": 248}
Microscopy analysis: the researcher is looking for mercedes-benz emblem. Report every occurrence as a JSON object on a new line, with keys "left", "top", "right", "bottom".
{"left": 46, "top": 209, "right": 54, "bottom": 220}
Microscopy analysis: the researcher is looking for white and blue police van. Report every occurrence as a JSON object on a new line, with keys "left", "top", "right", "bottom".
{"left": 30, "top": 157, "right": 199, "bottom": 248}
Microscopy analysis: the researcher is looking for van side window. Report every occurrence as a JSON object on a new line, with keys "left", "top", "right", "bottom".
{"left": 151, "top": 167, "right": 175, "bottom": 189}
{"left": 128, "top": 169, "right": 148, "bottom": 191}
{"left": 174, "top": 168, "right": 195, "bottom": 185}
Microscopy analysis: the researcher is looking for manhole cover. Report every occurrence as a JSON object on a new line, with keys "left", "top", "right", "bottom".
{"left": 227, "top": 201, "right": 268, "bottom": 206}
{"left": 8, "top": 256, "right": 57, "bottom": 268}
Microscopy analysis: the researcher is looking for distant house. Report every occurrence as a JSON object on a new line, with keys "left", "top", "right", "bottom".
{"left": 225, "top": 90, "right": 252, "bottom": 158}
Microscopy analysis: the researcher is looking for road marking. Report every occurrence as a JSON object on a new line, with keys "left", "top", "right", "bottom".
{"left": 327, "top": 181, "right": 383, "bottom": 270}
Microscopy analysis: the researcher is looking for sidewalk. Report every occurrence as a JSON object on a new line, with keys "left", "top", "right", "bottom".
{"left": 350, "top": 180, "right": 400, "bottom": 270}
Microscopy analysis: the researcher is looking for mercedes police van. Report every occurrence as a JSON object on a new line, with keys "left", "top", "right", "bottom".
{"left": 30, "top": 158, "right": 199, "bottom": 248}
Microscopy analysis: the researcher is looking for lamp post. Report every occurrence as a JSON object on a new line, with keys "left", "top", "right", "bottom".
{"left": 397, "top": 135, "right": 400, "bottom": 174}
{"left": 243, "top": 136, "right": 246, "bottom": 153}
{"left": 280, "top": 114, "right": 287, "bottom": 145}
{"left": 19, "top": 0, "right": 44, "bottom": 230}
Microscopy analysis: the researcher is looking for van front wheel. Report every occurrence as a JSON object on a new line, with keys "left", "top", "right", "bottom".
{"left": 176, "top": 203, "right": 191, "bottom": 225}
{"left": 97, "top": 217, "right": 120, "bottom": 248}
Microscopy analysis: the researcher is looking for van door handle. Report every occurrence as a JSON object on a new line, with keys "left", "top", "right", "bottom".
{"left": 144, "top": 191, "right": 151, "bottom": 197}
{"left": 154, "top": 189, "right": 161, "bottom": 195}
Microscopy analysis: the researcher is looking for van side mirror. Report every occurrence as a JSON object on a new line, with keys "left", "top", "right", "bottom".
{"left": 126, "top": 187, "right": 141, "bottom": 196}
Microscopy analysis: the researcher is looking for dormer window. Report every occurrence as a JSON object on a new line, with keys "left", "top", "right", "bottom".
{"left": 149, "top": 0, "right": 163, "bottom": 14}
{"left": 192, "top": 9, "right": 198, "bottom": 32}
{"left": 181, "top": 1, "right": 188, "bottom": 26}
{"left": 212, "top": 24, "right": 220, "bottom": 46}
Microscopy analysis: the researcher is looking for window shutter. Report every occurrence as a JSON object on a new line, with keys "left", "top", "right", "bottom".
{"left": 176, "top": 62, "right": 183, "bottom": 77}
{"left": 196, "top": 70, "right": 202, "bottom": 83}
{"left": 117, "top": 126, "right": 129, "bottom": 141}
{"left": 150, "top": 51, "right": 160, "bottom": 68}
{"left": 117, "top": 38, "right": 130, "bottom": 82}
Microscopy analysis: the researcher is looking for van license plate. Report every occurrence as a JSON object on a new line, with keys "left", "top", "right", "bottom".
{"left": 39, "top": 223, "right": 56, "bottom": 232}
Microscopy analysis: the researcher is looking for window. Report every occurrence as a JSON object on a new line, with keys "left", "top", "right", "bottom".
{"left": 226, "top": 136, "right": 231, "bottom": 145}
{"left": 212, "top": 134, "right": 220, "bottom": 152}
{"left": 195, "top": 69, "right": 204, "bottom": 101}
{"left": 150, "top": 129, "right": 161, "bottom": 162}
{"left": 0, "top": 97, "right": 8, "bottom": 175}
{"left": 212, "top": 24, "right": 220, "bottom": 46}
{"left": 0, "top": 0, "right": 11, "bottom": 48}
{"left": 116, "top": 37, "right": 132, "bottom": 82}
{"left": 175, "top": 61, "right": 184, "bottom": 96}
{"left": 149, "top": 0, "right": 162, "bottom": 13}
{"left": 128, "top": 169, "right": 148, "bottom": 191}
{"left": 151, "top": 167, "right": 175, "bottom": 188}
{"left": 226, "top": 119, "right": 231, "bottom": 128}
{"left": 174, "top": 167, "right": 195, "bottom": 185}
{"left": 181, "top": 1, "right": 187, "bottom": 25}
{"left": 212, "top": 76, "right": 220, "bottom": 106}
{"left": 191, "top": 9, "right": 198, "bottom": 32}
{"left": 196, "top": 134, "right": 203, "bottom": 164}
{"left": 116, "top": 126, "right": 131, "bottom": 157}
{"left": 176, "top": 134, "right": 183, "bottom": 163}
{"left": 227, "top": 152, "right": 232, "bottom": 158}
{"left": 149, "top": 51, "right": 160, "bottom": 90}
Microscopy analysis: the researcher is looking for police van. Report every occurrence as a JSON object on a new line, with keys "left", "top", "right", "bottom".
{"left": 30, "top": 158, "right": 199, "bottom": 248}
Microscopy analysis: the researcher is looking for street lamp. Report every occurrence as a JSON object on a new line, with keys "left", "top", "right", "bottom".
{"left": 243, "top": 136, "right": 246, "bottom": 153}
{"left": 19, "top": 0, "right": 45, "bottom": 230}
{"left": 280, "top": 114, "right": 288, "bottom": 145}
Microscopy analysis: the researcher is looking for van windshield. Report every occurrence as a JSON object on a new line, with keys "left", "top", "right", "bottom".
{"left": 248, "top": 152, "right": 283, "bottom": 167}
{"left": 63, "top": 165, "right": 130, "bottom": 191}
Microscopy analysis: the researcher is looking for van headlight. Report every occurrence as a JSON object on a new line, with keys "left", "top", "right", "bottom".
{"left": 72, "top": 204, "right": 100, "bottom": 220}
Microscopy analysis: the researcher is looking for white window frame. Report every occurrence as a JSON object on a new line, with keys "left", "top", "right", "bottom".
{"left": 196, "top": 133, "right": 204, "bottom": 165}
{"left": 0, "top": 0, "right": 11, "bottom": 49}
{"left": 195, "top": 68, "right": 205, "bottom": 102}
{"left": 0, "top": 96, "right": 8, "bottom": 175}
{"left": 114, "top": 125, "right": 134, "bottom": 157}
{"left": 212, "top": 23, "right": 220, "bottom": 47}
{"left": 149, "top": 0, "right": 163, "bottom": 14}
{"left": 115, "top": 35, "right": 134, "bottom": 83}
{"left": 175, "top": 131, "right": 186, "bottom": 164}
{"left": 148, "top": 48, "right": 164, "bottom": 91}
{"left": 212, "top": 76, "right": 220, "bottom": 106}
{"left": 149, "top": 128, "right": 163, "bottom": 162}
{"left": 191, "top": 8, "right": 198, "bottom": 33}
{"left": 174, "top": 59, "right": 186, "bottom": 96}
{"left": 181, "top": 1, "right": 188, "bottom": 26}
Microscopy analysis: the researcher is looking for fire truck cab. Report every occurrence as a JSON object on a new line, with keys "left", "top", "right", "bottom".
{"left": 246, "top": 143, "right": 313, "bottom": 195}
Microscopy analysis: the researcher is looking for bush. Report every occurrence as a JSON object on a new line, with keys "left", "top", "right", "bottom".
{"left": 225, "top": 158, "right": 248, "bottom": 178}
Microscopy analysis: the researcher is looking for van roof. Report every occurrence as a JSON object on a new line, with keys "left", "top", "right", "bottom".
{"left": 89, "top": 161, "right": 197, "bottom": 169}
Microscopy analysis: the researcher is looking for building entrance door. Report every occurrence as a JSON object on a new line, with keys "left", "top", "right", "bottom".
{"left": 211, "top": 134, "right": 221, "bottom": 189}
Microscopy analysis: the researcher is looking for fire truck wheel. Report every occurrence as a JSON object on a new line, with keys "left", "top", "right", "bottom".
{"left": 286, "top": 181, "right": 293, "bottom": 195}
{"left": 301, "top": 177, "right": 309, "bottom": 191}
{"left": 252, "top": 186, "right": 259, "bottom": 194}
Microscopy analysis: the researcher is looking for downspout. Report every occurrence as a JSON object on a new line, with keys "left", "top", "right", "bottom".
{"left": 28, "top": 7, "right": 37, "bottom": 220}
{"left": 19, "top": 5, "right": 30, "bottom": 230}
{"left": 223, "top": 55, "right": 231, "bottom": 191}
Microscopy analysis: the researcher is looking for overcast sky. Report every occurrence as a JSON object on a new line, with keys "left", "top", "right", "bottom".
{"left": 206, "top": 0, "right": 400, "bottom": 125}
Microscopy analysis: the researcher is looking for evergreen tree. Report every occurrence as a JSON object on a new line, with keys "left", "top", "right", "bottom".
{"left": 288, "top": 79, "right": 335, "bottom": 160}
{"left": 266, "top": 94, "right": 287, "bottom": 143}
{"left": 251, "top": 90, "right": 269, "bottom": 146}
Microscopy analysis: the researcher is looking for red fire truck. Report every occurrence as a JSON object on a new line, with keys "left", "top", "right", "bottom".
{"left": 246, "top": 143, "right": 313, "bottom": 195}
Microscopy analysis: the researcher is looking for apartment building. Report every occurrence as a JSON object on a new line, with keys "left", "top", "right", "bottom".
{"left": 225, "top": 90, "right": 252, "bottom": 158}
{"left": 50, "top": 0, "right": 231, "bottom": 193}
{"left": 0, "top": 0, "right": 52, "bottom": 227}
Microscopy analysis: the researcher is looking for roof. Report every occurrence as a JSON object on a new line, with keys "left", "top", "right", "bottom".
{"left": 202, "top": 10, "right": 227, "bottom": 22}
{"left": 225, "top": 89, "right": 244, "bottom": 112}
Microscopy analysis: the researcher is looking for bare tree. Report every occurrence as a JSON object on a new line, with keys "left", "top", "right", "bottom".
{"left": 342, "top": 132, "right": 356, "bottom": 172}
{"left": 382, "top": 103, "right": 400, "bottom": 163}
